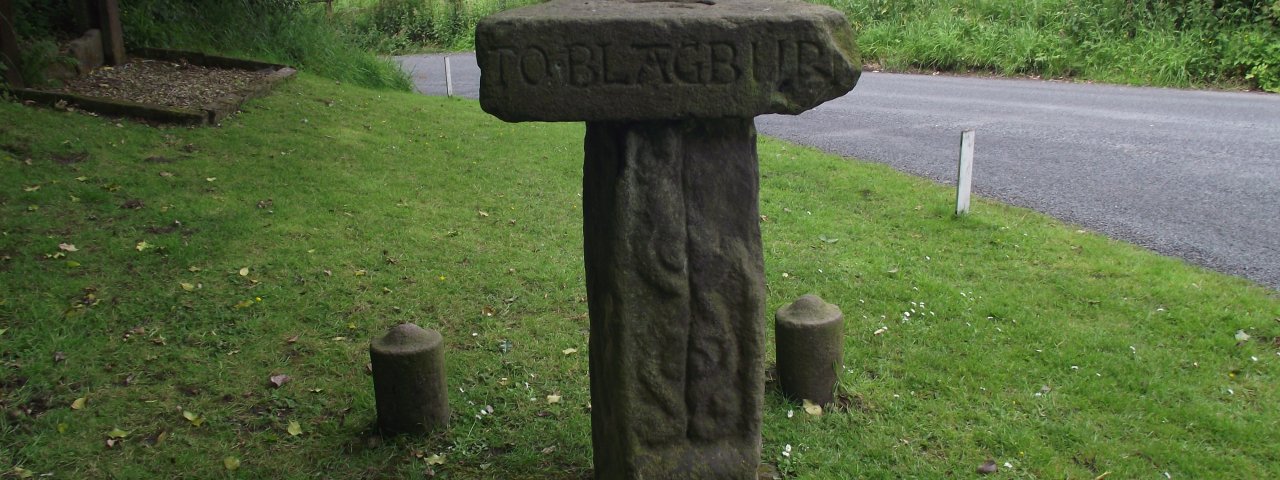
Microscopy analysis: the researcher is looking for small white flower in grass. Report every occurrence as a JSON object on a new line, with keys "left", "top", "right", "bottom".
{"left": 1251, "top": 356, "right": 1258, "bottom": 362}
{"left": 1227, "top": 388, "right": 1235, "bottom": 395}
{"left": 1003, "top": 462, "right": 1013, "bottom": 469}
{"left": 782, "top": 444, "right": 792, "bottom": 457}
{"left": 1071, "top": 366, "right": 1079, "bottom": 370}
{"left": 786, "top": 410, "right": 794, "bottom": 418}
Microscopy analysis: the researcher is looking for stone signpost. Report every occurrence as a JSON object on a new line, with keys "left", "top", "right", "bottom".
{"left": 477, "top": 1, "right": 858, "bottom": 477}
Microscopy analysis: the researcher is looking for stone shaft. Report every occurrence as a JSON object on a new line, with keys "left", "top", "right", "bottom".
{"left": 583, "top": 118, "right": 765, "bottom": 479}
{"left": 370, "top": 324, "right": 449, "bottom": 435}
{"left": 775, "top": 294, "right": 844, "bottom": 405}
{"left": 476, "top": 0, "right": 860, "bottom": 122}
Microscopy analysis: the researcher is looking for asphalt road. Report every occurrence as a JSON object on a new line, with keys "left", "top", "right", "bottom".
{"left": 396, "top": 53, "right": 1280, "bottom": 290}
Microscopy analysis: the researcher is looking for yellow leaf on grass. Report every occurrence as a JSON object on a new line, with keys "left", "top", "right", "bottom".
{"left": 182, "top": 410, "right": 205, "bottom": 427}
{"left": 546, "top": 394, "right": 562, "bottom": 404}
{"left": 58, "top": 243, "right": 78, "bottom": 252}
{"left": 425, "top": 454, "right": 445, "bottom": 466}
{"left": 238, "top": 267, "right": 249, "bottom": 276}
{"left": 180, "top": 282, "right": 195, "bottom": 292}
{"left": 71, "top": 397, "right": 86, "bottom": 410}
{"left": 802, "top": 399, "right": 823, "bottom": 416}
{"left": 287, "top": 420, "right": 302, "bottom": 436}
{"left": 107, "top": 428, "right": 129, "bottom": 439}
{"left": 223, "top": 457, "right": 240, "bottom": 471}
{"left": 354, "top": 269, "right": 366, "bottom": 276}
{"left": 23, "top": 185, "right": 40, "bottom": 192}
{"left": 57, "top": 422, "right": 68, "bottom": 433}
{"left": 135, "top": 241, "right": 151, "bottom": 251}
{"left": 233, "top": 299, "right": 254, "bottom": 309}
{"left": 562, "top": 348, "right": 578, "bottom": 355}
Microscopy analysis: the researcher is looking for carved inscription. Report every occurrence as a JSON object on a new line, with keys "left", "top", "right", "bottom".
{"left": 483, "top": 38, "right": 835, "bottom": 89}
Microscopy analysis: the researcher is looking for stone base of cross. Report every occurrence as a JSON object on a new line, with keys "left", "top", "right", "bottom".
{"left": 477, "top": 1, "right": 859, "bottom": 477}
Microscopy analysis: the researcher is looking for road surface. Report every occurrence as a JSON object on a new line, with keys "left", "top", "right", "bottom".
{"left": 396, "top": 53, "right": 1280, "bottom": 290}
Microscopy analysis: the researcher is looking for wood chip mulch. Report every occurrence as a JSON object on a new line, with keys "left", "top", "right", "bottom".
{"left": 53, "top": 58, "right": 270, "bottom": 111}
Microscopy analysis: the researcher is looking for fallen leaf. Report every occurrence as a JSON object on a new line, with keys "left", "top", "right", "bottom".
{"left": 180, "top": 282, "right": 195, "bottom": 292}
{"left": 425, "top": 454, "right": 445, "bottom": 465}
{"left": 58, "top": 243, "right": 78, "bottom": 252}
{"left": 287, "top": 420, "right": 302, "bottom": 436}
{"left": 354, "top": 269, "right": 367, "bottom": 276}
{"left": 57, "top": 422, "right": 68, "bottom": 433}
{"left": 802, "top": 399, "right": 823, "bottom": 416}
{"left": 23, "top": 185, "right": 40, "bottom": 192}
{"left": 541, "top": 445, "right": 557, "bottom": 455}
{"left": 135, "top": 241, "right": 151, "bottom": 251}
{"left": 53, "top": 351, "right": 66, "bottom": 363}
{"left": 562, "top": 348, "right": 578, "bottom": 355}
{"left": 977, "top": 459, "right": 998, "bottom": 474}
{"left": 233, "top": 299, "right": 253, "bottom": 309}
{"left": 182, "top": 410, "right": 205, "bottom": 427}
{"left": 75, "top": 176, "right": 88, "bottom": 182}
{"left": 873, "top": 326, "right": 889, "bottom": 336}
{"left": 238, "top": 267, "right": 249, "bottom": 276}
{"left": 224, "top": 456, "right": 240, "bottom": 471}
{"left": 269, "top": 374, "right": 291, "bottom": 389}
{"left": 107, "top": 428, "right": 129, "bottom": 439}
{"left": 71, "top": 397, "right": 86, "bottom": 410}
{"left": 206, "top": 177, "right": 217, "bottom": 182}
{"left": 546, "top": 394, "right": 562, "bottom": 404}
{"left": 286, "top": 335, "right": 299, "bottom": 344}
{"left": 818, "top": 235, "right": 839, "bottom": 244}
{"left": 159, "top": 171, "right": 173, "bottom": 177}
{"left": 11, "top": 466, "right": 33, "bottom": 479}
{"left": 478, "top": 210, "right": 490, "bottom": 217}
{"left": 66, "top": 260, "right": 80, "bottom": 268}
{"left": 1235, "top": 330, "right": 1251, "bottom": 342}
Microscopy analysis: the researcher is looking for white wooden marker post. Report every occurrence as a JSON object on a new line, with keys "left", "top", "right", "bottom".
{"left": 444, "top": 56, "right": 454, "bottom": 97}
{"left": 955, "top": 129, "right": 975, "bottom": 215}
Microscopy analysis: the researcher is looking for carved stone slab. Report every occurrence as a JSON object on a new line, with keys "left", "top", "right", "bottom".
{"left": 476, "top": 0, "right": 860, "bottom": 122}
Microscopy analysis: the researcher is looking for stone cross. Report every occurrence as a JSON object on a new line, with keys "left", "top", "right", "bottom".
{"left": 477, "top": 1, "right": 858, "bottom": 477}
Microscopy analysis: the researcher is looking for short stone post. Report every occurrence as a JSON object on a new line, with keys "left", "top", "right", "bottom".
{"left": 477, "top": 1, "right": 859, "bottom": 478}
{"left": 369, "top": 324, "right": 449, "bottom": 435}
{"left": 775, "top": 294, "right": 845, "bottom": 406}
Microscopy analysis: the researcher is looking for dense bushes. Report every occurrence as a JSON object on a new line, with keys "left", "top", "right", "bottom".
{"left": 814, "top": 0, "right": 1280, "bottom": 91}
{"left": 334, "top": 0, "right": 542, "bottom": 53}
{"left": 5, "top": 0, "right": 411, "bottom": 90}
{"left": 121, "top": 0, "right": 411, "bottom": 90}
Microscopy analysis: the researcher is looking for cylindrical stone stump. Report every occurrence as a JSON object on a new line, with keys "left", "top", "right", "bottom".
{"left": 369, "top": 324, "right": 449, "bottom": 435}
{"left": 775, "top": 295, "right": 844, "bottom": 406}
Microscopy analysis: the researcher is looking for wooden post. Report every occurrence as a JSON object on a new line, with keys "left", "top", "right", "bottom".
{"left": 0, "top": 0, "right": 21, "bottom": 87}
{"left": 444, "top": 56, "right": 453, "bottom": 97}
{"left": 956, "top": 129, "right": 975, "bottom": 215}
{"left": 96, "top": 0, "right": 125, "bottom": 65}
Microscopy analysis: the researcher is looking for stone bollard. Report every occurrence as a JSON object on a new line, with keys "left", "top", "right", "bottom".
{"left": 775, "top": 295, "right": 845, "bottom": 406}
{"left": 477, "top": 1, "right": 858, "bottom": 477}
{"left": 369, "top": 323, "right": 449, "bottom": 435}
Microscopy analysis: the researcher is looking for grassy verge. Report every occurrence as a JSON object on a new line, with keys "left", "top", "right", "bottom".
{"left": 813, "top": 0, "right": 1280, "bottom": 92}
{"left": 1, "top": 78, "right": 1278, "bottom": 478}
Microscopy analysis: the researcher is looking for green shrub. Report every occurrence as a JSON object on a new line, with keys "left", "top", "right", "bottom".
{"left": 118, "top": 0, "right": 411, "bottom": 90}
{"left": 334, "top": 0, "right": 542, "bottom": 53}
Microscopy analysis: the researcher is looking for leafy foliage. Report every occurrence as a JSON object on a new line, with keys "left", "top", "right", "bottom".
{"left": 815, "top": 0, "right": 1280, "bottom": 91}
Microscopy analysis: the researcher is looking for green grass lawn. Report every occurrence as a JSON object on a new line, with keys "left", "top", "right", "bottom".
{"left": 1, "top": 77, "right": 1277, "bottom": 479}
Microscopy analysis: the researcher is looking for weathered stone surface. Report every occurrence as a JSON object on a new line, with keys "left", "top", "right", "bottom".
{"left": 369, "top": 324, "right": 449, "bottom": 435}
{"left": 476, "top": 0, "right": 860, "bottom": 122}
{"left": 583, "top": 118, "right": 766, "bottom": 478}
{"left": 774, "top": 294, "right": 844, "bottom": 405}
